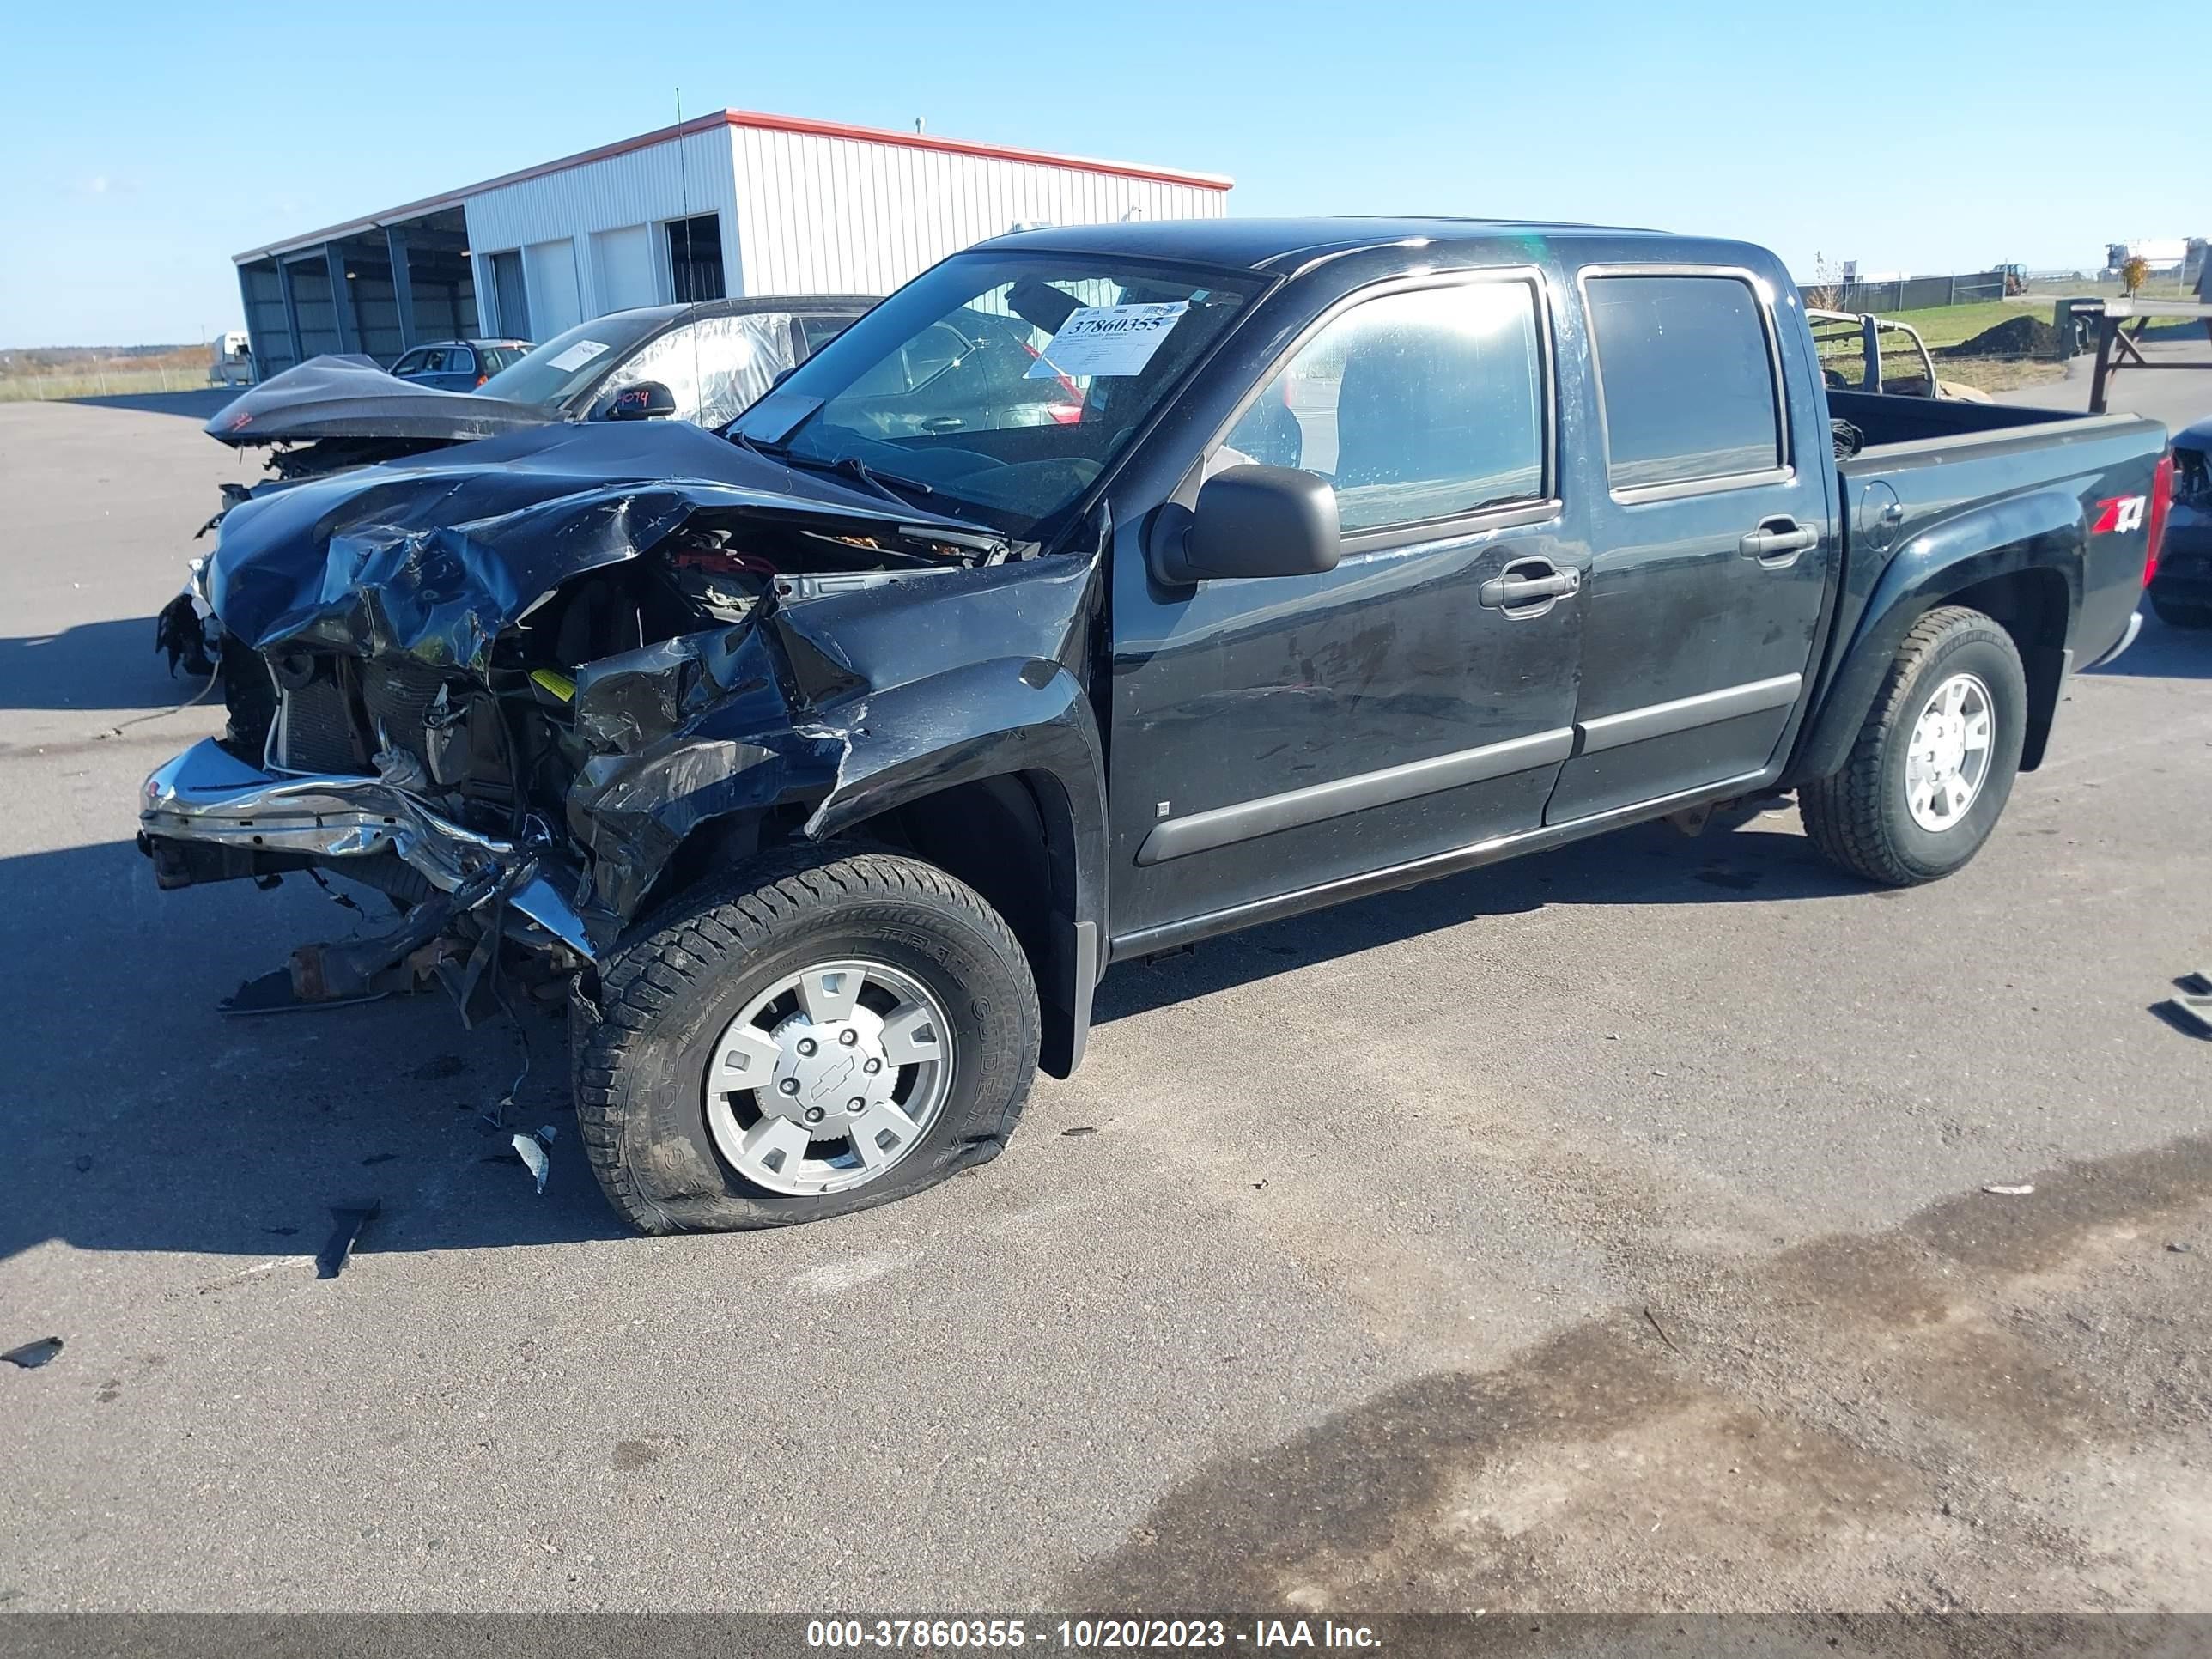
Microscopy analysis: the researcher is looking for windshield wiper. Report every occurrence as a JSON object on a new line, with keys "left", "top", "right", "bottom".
{"left": 732, "top": 432, "right": 937, "bottom": 510}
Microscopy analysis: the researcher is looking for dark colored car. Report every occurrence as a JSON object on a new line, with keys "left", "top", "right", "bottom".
{"left": 2147, "top": 418, "right": 2209, "bottom": 628}
{"left": 389, "top": 338, "right": 532, "bottom": 392}
{"left": 199, "top": 295, "right": 878, "bottom": 486}
{"left": 157, "top": 295, "right": 878, "bottom": 673}
{"left": 139, "top": 219, "right": 2168, "bottom": 1237}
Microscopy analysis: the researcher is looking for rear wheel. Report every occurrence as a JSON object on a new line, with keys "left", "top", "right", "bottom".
{"left": 2151, "top": 596, "right": 2212, "bottom": 630}
{"left": 1800, "top": 606, "right": 2027, "bottom": 887}
{"left": 574, "top": 847, "right": 1040, "bottom": 1233}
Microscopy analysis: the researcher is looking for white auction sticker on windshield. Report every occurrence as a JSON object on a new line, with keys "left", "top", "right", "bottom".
{"left": 1025, "top": 302, "right": 1188, "bottom": 380}
{"left": 545, "top": 339, "right": 611, "bottom": 373}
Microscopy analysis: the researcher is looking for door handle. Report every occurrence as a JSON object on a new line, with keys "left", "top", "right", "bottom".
{"left": 1739, "top": 518, "right": 1820, "bottom": 564}
{"left": 1479, "top": 565, "right": 1581, "bottom": 610}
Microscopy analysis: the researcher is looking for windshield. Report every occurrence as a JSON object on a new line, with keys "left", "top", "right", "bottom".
{"left": 732, "top": 252, "right": 1264, "bottom": 540}
{"left": 477, "top": 310, "right": 675, "bottom": 408}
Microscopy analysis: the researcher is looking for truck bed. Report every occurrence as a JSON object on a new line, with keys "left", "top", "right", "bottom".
{"left": 1822, "top": 391, "right": 2166, "bottom": 702}
{"left": 1828, "top": 386, "right": 2089, "bottom": 449}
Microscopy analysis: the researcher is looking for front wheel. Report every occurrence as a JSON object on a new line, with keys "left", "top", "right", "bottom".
{"left": 1800, "top": 605, "right": 2027, "bottom": 887}
{"left": 574, "top": 848, "right": 1040, "bottom": 1233}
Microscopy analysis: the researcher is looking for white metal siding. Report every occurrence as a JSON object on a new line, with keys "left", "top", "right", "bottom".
{"left": 729, "top": 126, "right": 1226, "bottom": 297}
{"left": 463, "top": 127, "right": 738, "bottom": 318}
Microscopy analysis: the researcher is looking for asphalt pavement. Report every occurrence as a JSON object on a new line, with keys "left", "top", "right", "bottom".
{"left": 0, "top": 388, "right": 2208, "bottom": 1615}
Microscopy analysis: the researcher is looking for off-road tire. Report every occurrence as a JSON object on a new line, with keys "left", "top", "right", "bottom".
{"left": 1799, "top": 605, "right": 2027, "bottom": 887}
{"left": 574, "top": 846, "right": 1039, "bottom": 1233}
{"left": 2151, "top": 596, "right": 2212, "bottom": 630}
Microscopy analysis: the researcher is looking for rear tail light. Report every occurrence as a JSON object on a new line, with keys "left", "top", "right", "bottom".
{"left": 475, "top": 374, "right": 489, "bottom": 387}
{"left": 2143, "top": 453, "right": 2174, "bottom": 587}
{"left": 1046, "top": 402, "right": 1084, "bottom": 425}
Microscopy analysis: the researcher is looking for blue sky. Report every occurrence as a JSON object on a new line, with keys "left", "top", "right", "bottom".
{"left": 0, "top": 0, "right": 2185, "bottom": 346}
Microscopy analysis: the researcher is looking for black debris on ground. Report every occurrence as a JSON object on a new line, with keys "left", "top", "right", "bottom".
{"left": 314, "top": 1200, "right": 381, "bottom": 1280}
{"left": 3, "top": 1338, "right": 64, "bottom": 1370}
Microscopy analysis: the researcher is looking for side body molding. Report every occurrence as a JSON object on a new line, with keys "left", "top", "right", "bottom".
{"left": 1136, "top": 728, "right": 1574, "bottom": 866}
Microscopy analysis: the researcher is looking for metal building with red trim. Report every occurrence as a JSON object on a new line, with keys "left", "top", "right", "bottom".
{"left": 229, "top": 109, "right": 1232, "bottom": 377}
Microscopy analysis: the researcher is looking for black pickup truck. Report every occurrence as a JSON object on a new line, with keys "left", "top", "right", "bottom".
{"left": 137, "top": 219, "right": 2172, "bottom": 1232}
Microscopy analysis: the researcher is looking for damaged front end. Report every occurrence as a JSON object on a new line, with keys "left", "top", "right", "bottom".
{"left": 137, "top": 417, "right": 1101, "bottom": 1012}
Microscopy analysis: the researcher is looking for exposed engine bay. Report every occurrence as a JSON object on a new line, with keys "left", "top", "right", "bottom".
{"left": 137, "top": 416, "right": 1097, "bottom": 1012}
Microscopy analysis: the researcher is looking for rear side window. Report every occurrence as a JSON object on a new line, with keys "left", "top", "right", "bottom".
{"left": 799, "top": 314, "right": 856, "bottom": 356}
{"left": 1219, "top": 279, "right": 1547, "bottom": 534}
{"left": 1587, "top": 274, "right": 1782, "bottom": 491}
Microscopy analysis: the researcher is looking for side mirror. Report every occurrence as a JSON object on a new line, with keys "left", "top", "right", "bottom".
{"left": 605, "top": 381, "right": 678, "bottom": 422}
{"left": 1148, "top": 465, "right": 1340, "bottom": 586}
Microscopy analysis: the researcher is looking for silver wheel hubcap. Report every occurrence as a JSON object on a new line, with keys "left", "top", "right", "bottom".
{"left": 703, "top": 959, "right": 953, "bottom": 1196}
{"left": 1904, "top": 671, "right": 1993, "bottom": 833}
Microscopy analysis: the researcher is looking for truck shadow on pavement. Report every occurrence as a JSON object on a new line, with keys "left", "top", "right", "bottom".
{"left": 0, "top": 838, "right": 629, "bottom": 1267}
{"left": 6, "top": 807, "right": 1854, "bottom": 1264}
{"left": 1097, "top": 807, "right": 1862, "bottom": 1026}
{"left": 0, "top": 618, "right": 211, "bottom": 711}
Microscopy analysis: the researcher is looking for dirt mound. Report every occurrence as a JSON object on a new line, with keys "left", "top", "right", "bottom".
{"left": 1945, "top": 315, "right": 2061, "bottom": 358}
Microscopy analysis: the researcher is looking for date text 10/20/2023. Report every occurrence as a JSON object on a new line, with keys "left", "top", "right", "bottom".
{"left": 805, "top": 1619, "right": 1383, "bottom": 1650}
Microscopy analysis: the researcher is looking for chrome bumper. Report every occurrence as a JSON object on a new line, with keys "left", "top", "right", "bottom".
{"left": 2083, "top": 610, "right": 2142, "bottom": 671}
{"left": 139, "top": 738, "right": 593, "bottom": 957}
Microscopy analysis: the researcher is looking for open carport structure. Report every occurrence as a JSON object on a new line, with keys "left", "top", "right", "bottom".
{"left": 228, "top": 108, "right": 1231, "bottom": 380}
{"left": 233, "top": 206, "right": 480, "bottom": 378}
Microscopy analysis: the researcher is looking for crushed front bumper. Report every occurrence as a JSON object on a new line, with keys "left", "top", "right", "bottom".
{"left": 137, "top": 738, "right": 598, "bottom": 958}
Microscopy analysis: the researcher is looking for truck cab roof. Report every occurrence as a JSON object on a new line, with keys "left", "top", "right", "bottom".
{"left": 983, "top": 216, "right": 1694, "bottom": 274}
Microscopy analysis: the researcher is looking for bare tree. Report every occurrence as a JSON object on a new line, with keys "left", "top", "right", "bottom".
{"left": 1805, "top": 251, "right": 1847, "bottom": 311}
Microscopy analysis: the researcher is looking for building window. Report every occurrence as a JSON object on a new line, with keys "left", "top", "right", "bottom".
{"left": 667, "top": 214, "right": 726, "bottom": 303}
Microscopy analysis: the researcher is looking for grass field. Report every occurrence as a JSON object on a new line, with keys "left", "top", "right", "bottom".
{"left": 0, "top": 344, "right": 210, "bottom": 404}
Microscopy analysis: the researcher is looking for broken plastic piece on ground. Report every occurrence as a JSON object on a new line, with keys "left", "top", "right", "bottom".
{"left": 220, "top": 967, "right": 388, "bottom": 1016}
{"left": 1061, "top": 1125, "right": 1097, "bottom": 1138}
{"left": 2, "top": 1338, "right": 64, "bottom": 1370}
{"left": 315, "top": 1199, "right": 381, "bottom": 1279}
{"left": 1982, "top": 1183, "right": 2036, "bottom": 1196}
{"left": 513, "top": 1132, "right": 550, "bottom": 1195}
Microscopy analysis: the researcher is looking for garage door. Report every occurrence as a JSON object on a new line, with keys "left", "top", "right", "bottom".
{"left": 523, "top": 238, "right": 582, "bottom": 338}
{"left": 591, "top": 226, "right": 658, "bottom": 313}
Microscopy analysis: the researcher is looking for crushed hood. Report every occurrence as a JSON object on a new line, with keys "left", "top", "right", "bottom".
{"left": 204, "top": 416, "right": 1009, "bottom": 666}
{"left": 204, "top": 355, "right": 557, "bottom": 447}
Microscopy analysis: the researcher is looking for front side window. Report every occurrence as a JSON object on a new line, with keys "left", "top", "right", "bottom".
{"left": 392, "top": 349, "right": 430, "bottom": 377}
{"left": 1218, "top": 279, "right": 1547, "bottom": 533}
{"left": 1587, "top": 274, "right": 1783, "bottom": 490}
{"left": 734, "top": 253, "right": 1264, "bottom": 541}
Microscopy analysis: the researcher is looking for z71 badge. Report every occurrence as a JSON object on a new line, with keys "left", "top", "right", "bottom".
{"left": 2091, "top": 494, "right": 2148, "bottom": 534}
